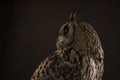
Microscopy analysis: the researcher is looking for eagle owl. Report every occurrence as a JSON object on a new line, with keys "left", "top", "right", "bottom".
{"left": 31, "top": 11, "right": 104, "bottom": 80}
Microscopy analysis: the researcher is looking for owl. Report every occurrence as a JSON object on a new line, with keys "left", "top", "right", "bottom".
{"left": 31, "top": 11, "right": 104, "bottom": 80}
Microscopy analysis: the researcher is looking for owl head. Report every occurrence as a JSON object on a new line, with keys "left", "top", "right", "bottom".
{"left": 56, "top": 11, "right": 100, "bottom": 53}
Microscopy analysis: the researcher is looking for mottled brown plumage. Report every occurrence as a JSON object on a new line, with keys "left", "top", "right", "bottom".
{"left": 31, "top": 11, "right": 104, "bottom": 80}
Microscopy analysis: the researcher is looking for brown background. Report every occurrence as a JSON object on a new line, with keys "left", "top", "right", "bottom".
{"left": 1, "top": 0, "right": 120, "bottom": 80}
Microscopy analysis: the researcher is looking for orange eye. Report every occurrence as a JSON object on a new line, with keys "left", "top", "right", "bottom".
{"left": 64, "top": 26, "right": 69, "bottom": 35}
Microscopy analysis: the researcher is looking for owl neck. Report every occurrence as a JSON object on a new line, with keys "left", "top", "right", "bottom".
{"left": 57, "top": 45, "right": 82, "bottom": 63}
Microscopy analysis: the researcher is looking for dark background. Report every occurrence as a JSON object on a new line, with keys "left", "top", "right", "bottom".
{"left": 1, "top": 0, "right": 120, "bottom": 80}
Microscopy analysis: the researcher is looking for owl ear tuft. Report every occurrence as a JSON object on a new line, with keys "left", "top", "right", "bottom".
{"left": 69, "top": 10, "right": 78, "bottom": 21}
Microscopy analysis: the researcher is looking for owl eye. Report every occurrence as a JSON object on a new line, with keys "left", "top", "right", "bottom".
{"left": 64, "top": 26, "right": 69, "bottom": 35}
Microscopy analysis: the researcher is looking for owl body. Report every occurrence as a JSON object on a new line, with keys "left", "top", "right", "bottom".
{"left": 31, "top": 11, "right": 104, "bottom": 80}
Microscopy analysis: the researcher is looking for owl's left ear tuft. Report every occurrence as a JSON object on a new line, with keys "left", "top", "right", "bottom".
{"left": 69, "top": 10, "right": 78, "bottom": 21}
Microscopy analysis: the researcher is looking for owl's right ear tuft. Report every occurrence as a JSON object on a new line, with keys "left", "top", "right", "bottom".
{"left": 69, "top": 10, "right": 78, "bottom": 21}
